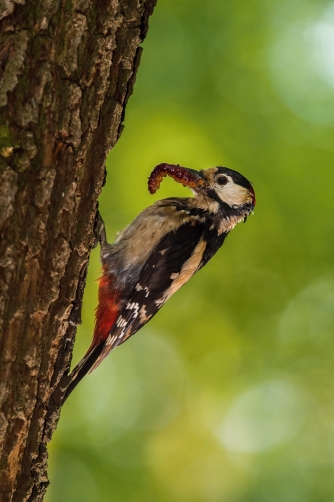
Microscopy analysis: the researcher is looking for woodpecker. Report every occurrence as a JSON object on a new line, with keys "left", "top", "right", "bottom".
{"left": 64, "top": 163, "right": 255, "bottom": 400}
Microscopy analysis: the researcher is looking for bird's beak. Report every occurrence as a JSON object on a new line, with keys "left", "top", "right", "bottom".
{"left": 148, "top": 164, "right": 208, "bottom": 194}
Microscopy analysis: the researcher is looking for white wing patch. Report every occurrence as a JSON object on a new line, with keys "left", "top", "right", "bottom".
{"left": 135, "top": 283, "right": 150, "bottom": 297}
{"left": 158, "top": 238, "right": 206, "bottom": 304}
{"left": 126, "top": 301, "right": 140, "bottom": 318}
{"left": 105, "top": 333, "right": 118, "bottom": 346}
{"left": 116, "top": 316, "right": 127, "bottom": 328}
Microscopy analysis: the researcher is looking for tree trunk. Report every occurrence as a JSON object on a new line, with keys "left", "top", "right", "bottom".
{"left": 0, "top": 1, "right": 156, "bottom": 500}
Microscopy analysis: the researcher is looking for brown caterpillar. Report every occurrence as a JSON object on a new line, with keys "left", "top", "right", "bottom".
{"left": 148, "top": 163, "right": 206, "bottom": 194}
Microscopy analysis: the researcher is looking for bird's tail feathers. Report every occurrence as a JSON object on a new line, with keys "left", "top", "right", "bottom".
{"left": 63, "top": 341, "right": 105, "bottom": 403}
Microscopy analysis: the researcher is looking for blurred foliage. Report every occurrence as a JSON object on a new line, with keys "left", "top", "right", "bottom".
{"left": 47, "top": 0, "right": 334, "bottom": 500}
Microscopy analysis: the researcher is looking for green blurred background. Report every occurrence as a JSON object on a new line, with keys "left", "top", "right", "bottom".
{"left": 47, "top": 0, "right": 334, "bottom": 500}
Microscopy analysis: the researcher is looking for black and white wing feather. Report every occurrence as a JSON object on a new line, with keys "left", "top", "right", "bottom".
{"left": 90, "top": 222, "right": 206, "bottom": 370}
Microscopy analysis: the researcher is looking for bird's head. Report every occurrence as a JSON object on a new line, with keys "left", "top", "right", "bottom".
{"left": 148, "top": 163, "right": 255, "bottom": 214}
{"left": 195, "top": 166, "right": 256, "bottom": 210}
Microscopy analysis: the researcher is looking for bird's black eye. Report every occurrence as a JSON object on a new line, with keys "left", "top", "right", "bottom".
{"left": 216, "top": 175, "right": 228, "bottom": 186}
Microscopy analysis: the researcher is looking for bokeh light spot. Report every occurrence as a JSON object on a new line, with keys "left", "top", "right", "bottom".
{"left": 268, "top": 5, "right": 334, "bottom": 126}
{"left": 218, "top": 380, "right": 309, "bottom": 453}
{"left": 278, "top": 277, "right": 334, "bottom": 346}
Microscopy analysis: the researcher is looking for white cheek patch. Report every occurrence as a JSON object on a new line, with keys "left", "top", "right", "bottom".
{"left": 217, "top": 179, "right": 252, "bottom": 207}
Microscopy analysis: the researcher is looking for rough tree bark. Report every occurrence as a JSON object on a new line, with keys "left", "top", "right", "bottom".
{"left": 0, "top": 0, "right": 157, "bottom": 500}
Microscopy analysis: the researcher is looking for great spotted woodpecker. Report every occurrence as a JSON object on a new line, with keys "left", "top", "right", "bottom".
{"left": 64, "top": 163, "right": 255, "bottom": 400}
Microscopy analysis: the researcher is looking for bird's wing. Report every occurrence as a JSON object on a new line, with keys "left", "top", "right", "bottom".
{"left": 90, "top": 221, "right": 207, "bottom": 371}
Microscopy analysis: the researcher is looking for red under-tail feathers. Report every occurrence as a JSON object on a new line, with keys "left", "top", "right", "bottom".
{"left": 63, "top": 267, "right": 120, "bottom": 401}
{"left": 84, "top": 267, "right": 120, "bottom": 358}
